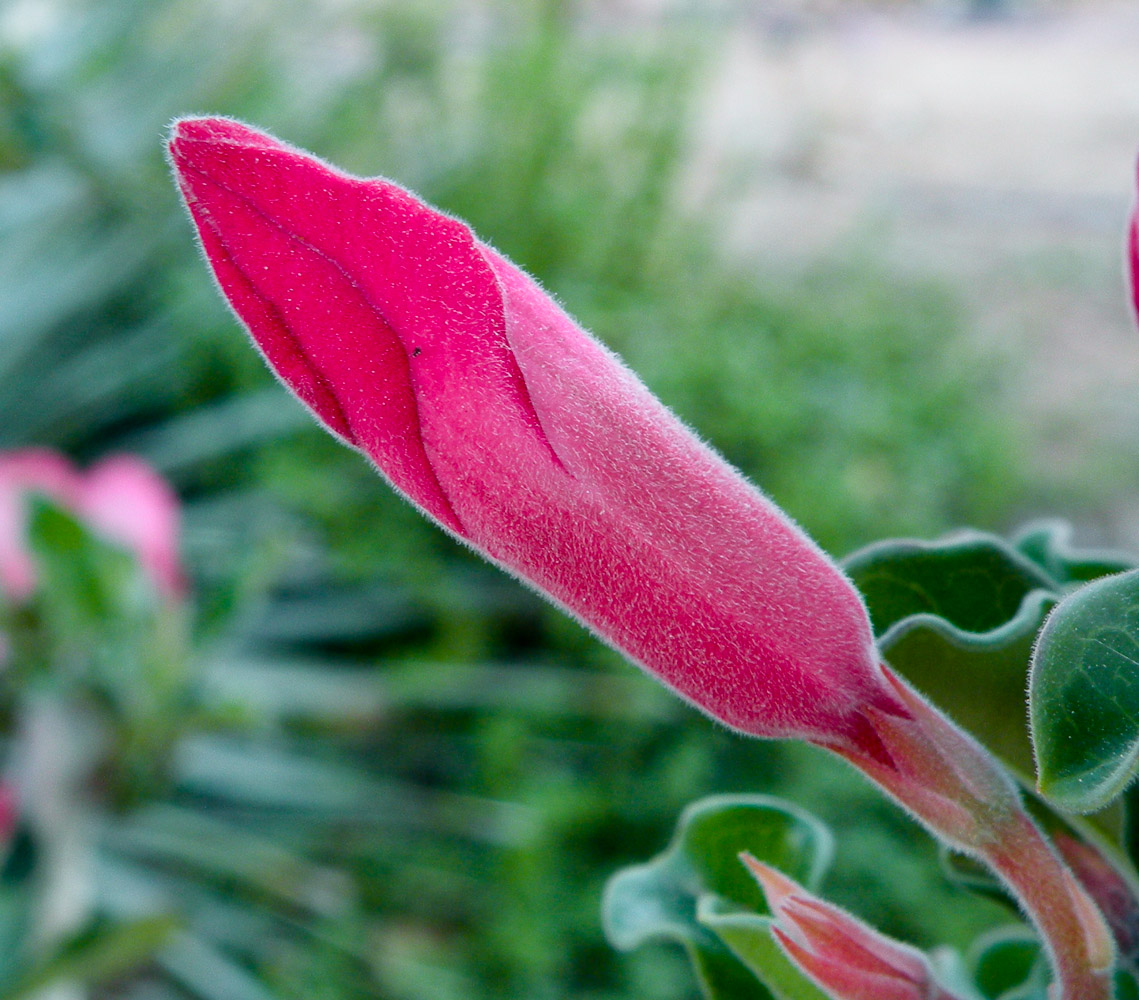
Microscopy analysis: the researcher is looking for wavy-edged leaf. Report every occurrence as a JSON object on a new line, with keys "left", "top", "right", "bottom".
{"left": 879, "top": 592, "right": 1056, "bottom": 779}
{"left": 844, "top": 531, "right": 1057, "bottom": 638}
{"left": 602, "top": 795, "right": 831, "bottom": 1000}
{"left": 845, "top": 532, "right": 1059, "bottom": 779}
{"left": 1013, "top": 520, "right": 1137, "bottom": 587}
{"left": 847, "top": 530, "right": 1131, "bottom": 852}
{"left": 1030, "top": 570, "right": 1139, "bottom": 813}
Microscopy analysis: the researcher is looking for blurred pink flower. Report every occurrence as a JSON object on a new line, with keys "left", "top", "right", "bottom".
{"left": 0, "top": 449, "right": 184, "bottom": 601}
{"left": 168, "top": 116, "right": 905, "bottom": 755}
{"left": 0, "top": 781, "right": 16, "bottom": 844}
{"left": 1129, "top": 187, "right": 1139, "bottom": 322}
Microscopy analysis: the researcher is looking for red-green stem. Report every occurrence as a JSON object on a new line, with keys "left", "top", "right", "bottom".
{"left": 828, "top": 664, "right": 1115, "bottom": 1000}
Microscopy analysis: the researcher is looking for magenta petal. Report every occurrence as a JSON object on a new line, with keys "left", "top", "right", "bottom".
{"left": 170, "top": 117, "right": 902, "bottom": 749}
{"left": 169, "top": 117, "right": 557, "bottom": 535}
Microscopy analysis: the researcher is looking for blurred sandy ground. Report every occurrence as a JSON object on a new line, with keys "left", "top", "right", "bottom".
{"left": 678, "top": 0, "right": 1139, "bottom": 539}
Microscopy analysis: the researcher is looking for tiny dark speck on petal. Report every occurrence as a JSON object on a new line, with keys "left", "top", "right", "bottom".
{"left": 412, "top": 347, "right": 422, "bottom": 357}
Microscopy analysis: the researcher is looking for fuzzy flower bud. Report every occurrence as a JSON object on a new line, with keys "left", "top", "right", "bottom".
{"left": 168, "top": 116, "right": 905, "bottom": 753}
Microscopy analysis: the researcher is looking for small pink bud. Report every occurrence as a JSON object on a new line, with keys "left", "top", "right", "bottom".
{"left": 168, "top": 116, "right": 906, "bottom": 752}
{"left": 0, "top": 448, "right": 184, "bottom": 601}
{"left": 742, "top": 854, "right": 959, "bottom": 1000}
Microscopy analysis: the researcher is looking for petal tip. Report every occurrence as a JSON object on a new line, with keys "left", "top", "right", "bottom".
{"left": 167, "top": 116, "right": 287, "bottom": 182}
{"left": 168, "top": 115, "right": 267, "bottom": 147}
{"left": 740, "top": 853, "right": 803, "bottom": 911}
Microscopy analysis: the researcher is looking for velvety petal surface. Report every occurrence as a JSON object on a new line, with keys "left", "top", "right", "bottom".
{"left": 170, "top": 116, "right": 902, "bottom": 750}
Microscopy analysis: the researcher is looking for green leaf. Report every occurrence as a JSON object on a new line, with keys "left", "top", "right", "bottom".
{"left": 26, "top": 497, "right": 142, "bottom": 624}
{"left": 159, "top": 931, "right": 279, "bottom": 1000}
{"left": 843, "top": 531, "right": 1058, "bottom": 638}
{"left": 23, "top": 496, "right": 161, "bottom": 663}
{"left": 938, "top": 848, "right": 1014, "bottom": 909}
{"left": 697, "top": 898, "right": 829, "bottom": 1000}
{"left": 845, "top": 530, "right": 1137, "bottom": 863}
{"left": 1013, "top": 520, "right": 1137, "bottom": 586}
{"left": 966, "top": 925, "right": 1044, "bottom": 1000}
{"left": 1, "top": 915, "right": 177, "bottom": 1000}
{"left": 170, "top": 736, "right": 533, "bottom": 845}
{"left": 845, "top": 532, "right": 1059, "bottom": 780}
{"left": 602, "top": 795, "right": 832, "bottom": 1000}
{"left": 1116, "top": 969, "right": 1139, "bottom": 1000}
{"left": 104, "top": 804, "right": 352, "bottom": 917}
{"left": 119, "top": 388, "right": 311, "bottom": 475}
{"left": 0, "top": 880, "right": 34, "bottom": 990}
{"left": 1030, "top": 569, "right": 1139, "bottom": 813}
{"left": 878, "top": 592, "right": 1056, "bottom": 780}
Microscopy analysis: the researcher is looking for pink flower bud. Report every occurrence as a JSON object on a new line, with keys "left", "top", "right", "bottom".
{"left": 168, "top": 116, "right": 905, "bottom": 752}
{"left": 743, "top": 854, "right": 961, "bottom": 1000}
{"left": 0, "top": 448, "right": 184, "bottom": 601}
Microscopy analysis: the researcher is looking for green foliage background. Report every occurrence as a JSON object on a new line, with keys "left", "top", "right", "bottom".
{"left": 0, "top": 0, "right": 1099, "bottom": 996}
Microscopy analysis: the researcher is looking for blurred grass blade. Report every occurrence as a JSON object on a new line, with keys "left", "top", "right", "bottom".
{"left": 1, "top": 916, "right": 177, "bottom": 1000}
{"left": 160, "top": 932, "right": 278, "bottom": 1000}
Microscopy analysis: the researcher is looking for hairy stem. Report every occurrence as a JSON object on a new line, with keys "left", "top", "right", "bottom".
{"left": 828, "top": 664, "right": 1115, "bottom": 1000}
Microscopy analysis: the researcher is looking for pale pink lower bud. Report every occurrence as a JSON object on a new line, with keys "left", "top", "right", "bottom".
{"left": 743, "top": 854, "right": 962, "bottom": 1000}
{"left": 168, "top": 116, "right": 908, "bottom": 752}
{"left": 1129, "top": 178, "right": 1139, "bottom": 325}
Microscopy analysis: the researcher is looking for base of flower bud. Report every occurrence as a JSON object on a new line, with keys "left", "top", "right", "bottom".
{"left": 821, "top": 663, "right": 1115, "bottom": 1000}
